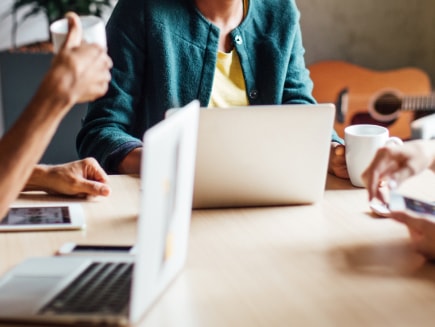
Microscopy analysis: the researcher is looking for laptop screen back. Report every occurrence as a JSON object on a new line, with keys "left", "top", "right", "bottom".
{"left": 193, "top": 104, "right": 335, "bottom": 208}
{"left": 130, "top": 101, "right": 199, "bottom": 323}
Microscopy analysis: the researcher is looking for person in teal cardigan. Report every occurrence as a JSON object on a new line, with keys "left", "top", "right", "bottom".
{"left": 77, "top": 0, "right": 349, "bottom": 179}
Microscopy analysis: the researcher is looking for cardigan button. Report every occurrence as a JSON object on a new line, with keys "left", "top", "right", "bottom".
{"left": 234, "top": 35, "right": 243, "bottom": 45}
{"left": 249, "top": 89, "right": 258, "bottom": 99}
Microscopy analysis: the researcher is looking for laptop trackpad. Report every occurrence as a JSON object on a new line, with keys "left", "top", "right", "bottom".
{"left": 0, "top": 257, "right": 88, "bottom": 315}
{"left": 0, "top": 275, "right": 62, "bottom": 315}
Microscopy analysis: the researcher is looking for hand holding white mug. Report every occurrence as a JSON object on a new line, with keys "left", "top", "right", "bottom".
{"left": 50, "top": 13, "right": 107, "bottom": 53}
{"left": 42, "top": 12, "right": 112, "bottom": 106}
{"left": 345, "top": 124, "right": 403, "bottom": 188}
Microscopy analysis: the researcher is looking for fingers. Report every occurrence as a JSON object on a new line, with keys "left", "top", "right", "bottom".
{"left": 63, "top": 12, "right": 82, "bottom": 50}
{"left": 77, "top": 180, "right": 111, "bottom": 197}
{"left": 362, "top": 147, "right": 402, "bottom": 201}
{"left": 329, "top": 143, "right": 349, "bottom": 179}
{"left": 58, "top": 158, "right": 111, "bottom": 196}
{"left": 67, "top": 44, "right": 112, "bottom": 102}
{"left": 334, "top": 144, "right": 345, "bottom": 156}
{"left": 75, "top": 42, "right": 112, "bottom": 72}
{"left": 82, "top": 81, "right": 110, "bottom": 101}
{"left": 82, "top": 157, "right": 109, "bottom": 183}
{"left": 75, "top": 158, "right": 111, "bottom": 196}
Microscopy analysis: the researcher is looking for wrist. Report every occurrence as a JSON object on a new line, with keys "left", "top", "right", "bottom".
{"left": 24, "top": 165, "right": 51, "bottom": 192}
{"left": 34, "top": 60, "right": 79, "bottom": 112}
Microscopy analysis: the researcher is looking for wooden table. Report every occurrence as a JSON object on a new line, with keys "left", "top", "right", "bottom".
{"left": 1, "top": 172, "right": 435, "bottom": 327}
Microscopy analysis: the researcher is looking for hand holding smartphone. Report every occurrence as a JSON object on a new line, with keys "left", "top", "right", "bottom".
{"left": 370, "top": 192, "right": 435, "bottom": 220}
{"left": 389, "top": 192, "right": 435, "bottom": 219}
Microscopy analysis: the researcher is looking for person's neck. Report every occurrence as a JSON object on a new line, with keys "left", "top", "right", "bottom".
{"left": 195, "top": 0, "right": 242, "bottom": 25}
{"left": 195, "top": 0, "right": 244, "bottom": 52}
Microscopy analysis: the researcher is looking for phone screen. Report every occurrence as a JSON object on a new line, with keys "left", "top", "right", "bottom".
{"left": 403, "top": 196, "right": 435, "bottom": 216}
{"left": 72, "top": 245, "right": 133, "bottom": 253}
{"left": 0, "top": 206, "right": 71, "bottom": 225}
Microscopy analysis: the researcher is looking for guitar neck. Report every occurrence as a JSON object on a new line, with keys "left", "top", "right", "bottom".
{"left": 402, "top": 93, "right": 435, "bottom": 111}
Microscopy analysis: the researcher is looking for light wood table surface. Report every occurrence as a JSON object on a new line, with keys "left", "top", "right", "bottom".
{"left": 1, "top": 172, "right": 435, "bottom": 327}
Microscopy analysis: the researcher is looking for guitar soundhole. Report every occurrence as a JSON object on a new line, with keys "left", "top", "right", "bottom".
{"left": 374, "top": 93, "right": 402, "bottom": 115}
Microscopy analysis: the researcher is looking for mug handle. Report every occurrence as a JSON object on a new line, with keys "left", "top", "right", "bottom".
{"left": 385, "top": 136, "right": 403, "bottom": 147}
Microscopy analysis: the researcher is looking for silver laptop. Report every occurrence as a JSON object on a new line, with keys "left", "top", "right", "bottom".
{"left": 193, "top": 103, "right": 335, "bottom": 208}
{"left": 0, "top": 100, "right": 200, "bottom": 325}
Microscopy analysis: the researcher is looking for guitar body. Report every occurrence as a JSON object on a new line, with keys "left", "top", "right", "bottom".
{"left": 308, "top": 60, "right": 432, "bottom": 139}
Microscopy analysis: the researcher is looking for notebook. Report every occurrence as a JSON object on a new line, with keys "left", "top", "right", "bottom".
{"left": 0, "top": 100, "right": 200, "bottom": 326}
{"left": 193, "top": 103, "right": 335, "bottom": 208}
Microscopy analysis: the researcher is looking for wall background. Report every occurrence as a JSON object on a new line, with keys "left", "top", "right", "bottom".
{"left": 1, "top": 0, "right": 434, "bottom": 84}
{"left": 0, "top": 0, "right": 115, "bottom": 50}
{"left": 0, "top": 0, "right": 116, "bottom": 139}
{"left": 297, "top": 0, "right": 435, "bottom": 86}
{"left": 0, "top": 0, "right": 434, "bottom": 141}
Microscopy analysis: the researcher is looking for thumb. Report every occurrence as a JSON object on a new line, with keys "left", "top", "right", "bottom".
{"left": 390, "top": 211, "right": 424, "bottom": 232}
{"left": 62, "top": 12, "right": 82, "bottom": 50}
{"left": 76, "top": 179, "right": 111, "bottom": 197}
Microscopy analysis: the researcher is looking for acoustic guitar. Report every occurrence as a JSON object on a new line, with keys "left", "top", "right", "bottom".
{"left": 308, "top": 60, "right": 435, "bottom": 139}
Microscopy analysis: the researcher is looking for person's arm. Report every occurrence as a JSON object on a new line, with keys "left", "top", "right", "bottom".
{"left": 0, "top": 13, "right": 112, "bottom": 218}
{"left": 281, "top": 5, "right": 316, "bottom": 106}
{"left": 275, "top": 3, "right": 348, "bottom": 179}
{"left": 0, "top": 81, "right": 71, "bottom": 217}
{"left": 76, "top": 0, "right": 147, "bottom": 174}
{"left": 362, "top": 139, "right": 435, "bottom": 202}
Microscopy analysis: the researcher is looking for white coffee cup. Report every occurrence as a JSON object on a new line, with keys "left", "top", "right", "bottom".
{"left": 50, "top": 15, "right": 106, "bottom": 53}
{"left": 345, "top": 124, "right": 403, "bottom": 188}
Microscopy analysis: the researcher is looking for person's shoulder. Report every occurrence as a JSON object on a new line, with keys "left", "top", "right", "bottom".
{"left": 113, "top": 0, "right": 187, "bottom": 13}
{"left": 111, "top": 0, "right": 192, "bottom": 28}
{"left": 251, "top": 0, "right": 299, "bottom": 19}
{"left": 252, "top": 0, "right": 298, "bottom": 11}
{"left": 249, "top": 0, "right": 300, "bottom": 24}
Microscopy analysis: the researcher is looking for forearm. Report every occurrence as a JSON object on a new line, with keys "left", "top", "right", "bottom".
{"left": 0, "top": 85, "right": 71, "bottom": 217}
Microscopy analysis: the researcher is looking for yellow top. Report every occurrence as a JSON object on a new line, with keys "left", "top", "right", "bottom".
{"left": 208, "top": 0, "right": 249, "bottom": 108}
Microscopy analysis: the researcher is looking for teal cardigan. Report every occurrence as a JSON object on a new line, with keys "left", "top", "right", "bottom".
{"left": 77, "top": 0, "right": 342, "bottom": 173}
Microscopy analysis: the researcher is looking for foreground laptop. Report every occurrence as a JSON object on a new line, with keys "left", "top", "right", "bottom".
{"left": 0, "top": 100, "right": 200, "bottom": 325}
{"left": 193, "top": 103, "right": 335, "bottom": 209}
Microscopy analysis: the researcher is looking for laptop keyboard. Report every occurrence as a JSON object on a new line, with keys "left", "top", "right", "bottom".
{"left": 40, "top": 262, "right": 133, "bottom": 315}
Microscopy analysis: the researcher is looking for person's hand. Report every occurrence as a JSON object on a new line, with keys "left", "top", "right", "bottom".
{"left": 362, "top": 140, "right": 435, "bottom": 202}
{"left": 328, "top": 142, "right": 349, "bottom": 179}
{"left": 26, "top": 158, "right": 111, "bottom": 197}
{"left": 43, "top": 12, "right": 112, "bottom": 108}
{"left": 391, "top": 210, "right": 435, "bottom": 261}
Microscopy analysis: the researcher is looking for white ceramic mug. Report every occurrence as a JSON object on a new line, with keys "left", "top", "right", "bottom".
{"left": 345, "top": 124, "right": 403, "bottom": 188}
{"left": 50, "top": 15, "right": 106, "bottom": 53}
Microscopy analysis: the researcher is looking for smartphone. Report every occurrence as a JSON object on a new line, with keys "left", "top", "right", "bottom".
{"left": 57, "top": 242, "right": 136, "bottom": 256}
{"left": 0, "top": 204, "right": 85, "bottom": 232}
{"left": 369, "top": 200, "right": 391, "bottom": 218}
{"left": 389, "top": 192, "right": 435, "bottom": 219}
